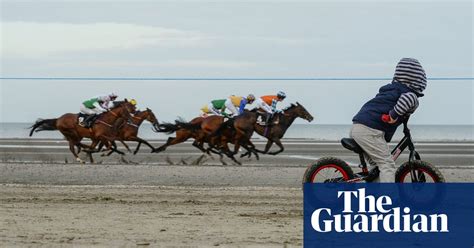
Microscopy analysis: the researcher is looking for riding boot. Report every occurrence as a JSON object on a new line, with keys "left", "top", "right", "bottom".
{"left": 265, "top": 113, "right": 272, "bottom": 126}
{"left": 84, "top": 115, "right": 96, "bottom": 127}
{"left": 264, "top": 113, "right": 273, "bottom": 136}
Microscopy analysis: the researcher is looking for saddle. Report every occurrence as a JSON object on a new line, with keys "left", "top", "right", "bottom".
{"left": 256, "top": 111, "right": 279, "bottom": 126}
{"left": 78, "top": 113, "right": 99, "bottom": 128}
{"left": 341, "top": 138, "right": 364, "bottom": 154}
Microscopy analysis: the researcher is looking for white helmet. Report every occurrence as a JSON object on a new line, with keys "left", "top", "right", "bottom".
{"left": 277, "top": 91, "right": 286, "bottom": 99}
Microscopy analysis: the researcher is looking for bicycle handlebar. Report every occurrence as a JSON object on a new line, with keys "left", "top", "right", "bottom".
{"left": 381, "top": 114, "right": 411, "bottom": 136}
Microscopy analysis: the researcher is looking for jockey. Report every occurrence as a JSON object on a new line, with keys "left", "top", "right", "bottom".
{"left": 79, "top": 93, "right": 118, "bottom": 126}
{"left": 255, "top": 91, "right": 286, "bottom": 124}
{"left": 200, "top": 99, "right": 228, "bottom": 117}
{"left": 225, "top": 94, "right": 256, "bottom": 117}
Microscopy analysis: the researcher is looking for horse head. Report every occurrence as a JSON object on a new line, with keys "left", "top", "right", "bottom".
{"left": 285, "top": 102, "right": 314, "bottom": 122}
{"left": 144, "top": 107, "right": 160, "bottom": 131}
{"left": 112, "top": 99, "right": 136, "bottom": 121}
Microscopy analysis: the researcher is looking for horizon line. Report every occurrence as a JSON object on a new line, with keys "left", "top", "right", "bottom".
{"left": 1, "top": 122, "right": 473, "bottom": 126}
{"left": 1, "top": 77, "right": 473, "bottom": 81}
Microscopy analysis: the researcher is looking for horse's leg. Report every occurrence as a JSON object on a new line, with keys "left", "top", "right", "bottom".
{"left": 256, "top": 139, "right": 274, "bottom": 154}
{"left": 110, "top": 140, "right": 125, "bottom": 155}
{"left": 88, "top": 150, "right": 94, "bottom": 163}
{"left": 246, "top": 139, "right": 260, "bottom": 160}
{"left": 268, "top": 138, "right": 284, "bottom": 155}
{"left": 192, "top": 140, "right": 207, "bottom": 153}
{"left": 130, "top": 137, "right": 155, "bottom": 154}
{"left": 133, "top": 141, "right": 142, "bottom": 154}
{"left": 68, "top": 139, "right": 84, "bottom": 164}
{"left": 119, "top": 140, "right": 132, "bottom": 153}
{"left": 239, "top": 144, "right": 254, "bottom": 158}
{"left": 154, "top": 137, "right": 174, "bottom": 153}
{"left": 82, "top": 140, "right": 102, "bottom": 153}
{"left": 206, "top": 136, "right": 221, "bottom": 155}
{"left": 232, "top": 131, "right": 243, "bottom": 155}
{"left": 99, "top": 135, "right": 125, "bottom": 155}
{"left": 154, "top": 134, "right": 191, "bottom": 153}
{"left": 102, "top": 141, "right": 123, "bottom": 157}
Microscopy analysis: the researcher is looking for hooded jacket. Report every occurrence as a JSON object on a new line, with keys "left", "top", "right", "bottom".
{"left": 352, "top": 58, "right": 427, "bottom": 141}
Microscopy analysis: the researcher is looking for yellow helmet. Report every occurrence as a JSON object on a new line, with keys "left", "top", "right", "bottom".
{"left": 129, "top": 99, "right": 137, "bottom": 106}
{"left": 247, "top": 94, "right": 255, "bottom": 102}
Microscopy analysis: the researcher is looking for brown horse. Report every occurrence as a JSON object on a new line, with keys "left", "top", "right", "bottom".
{"left": 214, "top": 102, "right": 313, "bottom": 159}
{"left": 212, "top": 111, "right": 260, "bottom": 160}
{"left": 249, "top": 102, "right": 314, "bottom": 156}
{"left": 101, "top": 108, "right": 160, "bottom": 156}
{"left": 155, "top": 115, "right": 242, "bottom": 164}
{"left": 29, "top": 100, "right": 136, "bottom": 163}
{"left": 153, "top": 117, "right": 205, "bottom": 153}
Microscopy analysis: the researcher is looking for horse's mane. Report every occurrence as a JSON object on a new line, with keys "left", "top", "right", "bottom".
{"left": 111, "top": 101, "right": 125, "bottom": 109}
{"left": 282, "top": 103, "right": 297, "bottom": 111}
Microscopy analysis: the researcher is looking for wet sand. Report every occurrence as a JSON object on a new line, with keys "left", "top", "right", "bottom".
{"left": 0, "top": 139, "right": 473, "bottom": 247}
{"left": 0, "top": 185, "right": 302, "bottom": 247}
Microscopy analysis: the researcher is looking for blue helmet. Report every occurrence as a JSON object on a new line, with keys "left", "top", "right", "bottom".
{"left": 277, "top": 91, "right": 286, "bottom": 99}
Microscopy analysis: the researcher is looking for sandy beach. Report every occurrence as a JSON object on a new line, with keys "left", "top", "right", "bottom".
{"left": 0, "top": 139, "right": 473, "bottom": 247}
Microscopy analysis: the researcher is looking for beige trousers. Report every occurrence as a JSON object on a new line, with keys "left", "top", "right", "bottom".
{"left": 350, "top": 123, "right": 396, "bottom": 182}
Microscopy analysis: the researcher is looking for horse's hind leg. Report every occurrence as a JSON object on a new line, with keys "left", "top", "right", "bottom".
{"left": 154, "top": 135, "right": 189, "bottom": 153}
{"left": 154, "top": 137, "right": 172, "bottom": 153}
{"left": 68, "top": 140, "right": 84, "bottom": 164}
{"left": 110, "top": 141, "right": 125, "bottom": 155}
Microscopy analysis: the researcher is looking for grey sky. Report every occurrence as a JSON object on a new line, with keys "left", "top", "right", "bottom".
{"left": 0, "top": 0, "right": 472, "bottom": 124}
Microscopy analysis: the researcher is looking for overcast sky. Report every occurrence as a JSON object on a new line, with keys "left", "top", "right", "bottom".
{"left": 0, "top": 0, "right": 472, "bottom": 125}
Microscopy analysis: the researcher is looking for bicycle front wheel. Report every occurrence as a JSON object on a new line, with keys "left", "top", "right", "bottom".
{"left": 395, "top": 160, "right": 445, "bottom": 183}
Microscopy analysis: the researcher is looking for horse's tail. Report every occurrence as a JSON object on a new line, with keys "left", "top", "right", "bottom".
{"left": 212, "top": 118, "right": 235, "bottom": 137}
{"left": 156, "top": 122, "right": 181, "bottom": 134}
{"left": 29, "top": 118, "right": 58, "bottom": 136}
{"left": 174, "top": 120, "right": 202, "bottom": 132}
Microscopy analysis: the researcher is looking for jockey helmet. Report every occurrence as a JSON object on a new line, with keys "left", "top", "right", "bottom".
{"left": 277, "top": 91, "right": 286, "bottom": 99}
{"left": 247, "top": 94, "right": 256, "bottom": 103}
{"left": 109, "top": 93, "right": 118, "bottom": 99}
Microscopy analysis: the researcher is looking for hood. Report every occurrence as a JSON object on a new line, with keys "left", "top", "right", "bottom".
{"left": 393, "top": 58, "right": 427, "bottom": 97}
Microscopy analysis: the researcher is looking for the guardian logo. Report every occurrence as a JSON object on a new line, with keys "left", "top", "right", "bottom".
{"left": 311, "top": 188, "right": 449, "bottom": 233}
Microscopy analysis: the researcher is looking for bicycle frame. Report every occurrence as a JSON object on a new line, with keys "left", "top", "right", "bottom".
{"left": 350, "top": 117, "right": 422, "bottom": 182}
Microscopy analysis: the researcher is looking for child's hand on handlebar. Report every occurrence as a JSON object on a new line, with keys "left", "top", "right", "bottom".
{"left": 381, "top": 114, "right": 397, "bottom": 124}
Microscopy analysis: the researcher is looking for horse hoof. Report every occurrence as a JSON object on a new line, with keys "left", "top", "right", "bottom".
{"left": 76, "top": 158, "right": 85, "bottom": 164}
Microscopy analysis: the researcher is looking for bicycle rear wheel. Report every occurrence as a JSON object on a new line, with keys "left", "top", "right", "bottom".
{"left": 303, "top": 157, "right": 355, "bottom": 183}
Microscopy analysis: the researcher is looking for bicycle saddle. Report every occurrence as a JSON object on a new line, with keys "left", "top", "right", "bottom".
{"left": 341, "top": 138, "right": 364, "bottom": 154}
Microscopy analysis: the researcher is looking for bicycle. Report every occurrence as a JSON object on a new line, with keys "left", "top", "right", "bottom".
{"left": 303, "top": 117, "right": 445, "bottom": 183}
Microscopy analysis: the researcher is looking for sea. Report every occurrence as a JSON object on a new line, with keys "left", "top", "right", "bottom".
{"left": 1, "top": 123, "right": 473, "bottom": 142}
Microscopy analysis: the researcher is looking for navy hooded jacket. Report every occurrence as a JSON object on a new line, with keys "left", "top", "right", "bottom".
{"left": 353, "top": 82, "right": 417, "bottom": 142}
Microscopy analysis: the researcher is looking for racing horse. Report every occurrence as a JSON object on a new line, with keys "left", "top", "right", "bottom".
{"left": 29, "top": 100, "right": 136, "bottom": 163}
{"left": 100, "top": 108, "right": 160, "bottom": 156}
{"left": 155, "top": 115, "right": 244, "bottom": 164}
{"left": 242, "top": 102, "right": 314, "bottom": 156}
{"left": 153, "top": 117, "right": 205, "bottom": 153}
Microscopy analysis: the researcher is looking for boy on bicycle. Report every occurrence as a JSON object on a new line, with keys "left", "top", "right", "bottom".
{"left": 351, "top": 58, "right": 427, "bottom": 182}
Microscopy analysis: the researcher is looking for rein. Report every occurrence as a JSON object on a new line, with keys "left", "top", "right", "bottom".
{"left": 127, "top": 111, "right": 147, "bottom": 128}
{"left": 96, "top": 107, "right": 124, "bottom": 128}
{"left": 97, "top": 120, "right": 113, "bottom": 127}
